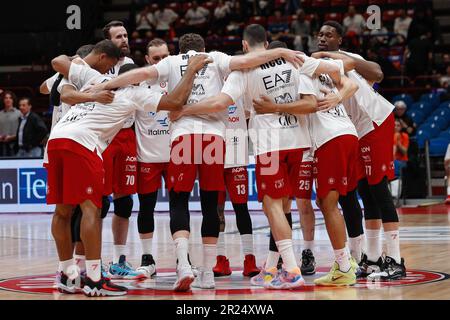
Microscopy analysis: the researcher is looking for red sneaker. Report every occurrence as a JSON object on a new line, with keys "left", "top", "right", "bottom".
{"left": 243, "top": 254, "right": 260, "bottom": 277}
{"left": 445, "top": 196, "right": 450, "bottom": 204}
{"left": 213, "top": 255, "right": 232, "bottom": 277}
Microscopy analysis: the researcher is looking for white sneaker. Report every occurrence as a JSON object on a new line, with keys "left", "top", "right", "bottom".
{"left": 136, "top": 265, "right": 156, "bottom": 279}
{"left": 192, "top": 269, "right": 215, "bottom": 289}
{"left": 173, "top": 265, "right": 195, "bottom": 292}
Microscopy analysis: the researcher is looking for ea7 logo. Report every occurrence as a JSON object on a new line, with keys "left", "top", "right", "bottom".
{"left": 262, "top": 70, "right": 292, "bottom": 90}
{"left": 274, "top": 93, "right": 293, "bottom": 104}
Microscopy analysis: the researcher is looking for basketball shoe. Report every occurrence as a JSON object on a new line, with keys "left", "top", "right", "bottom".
{"left": 300, "top": 249, "right": 316, "bottom": 275}
{"left": 243, "top": 254, "right": 260, "bottom": 277}
{"left": 173, "top": 263, "right": 195, "bottom": 292}
{"left": 250, "top": 264, "right": 278, "bottom": 287}
{"left": 82, "top": 276, "right": 128, "bottom": 297}
{"left": 55, "top": 271, "right": 78, "bottom": 294}
{"left": 266, "top": 267, "right": 305, "bottom": 290}
{"left": 192, "top": 268, "right": 215, "bottom": 289}
{"left": 367, "top": 256, "right": 406, "bottom": 281}
{"left": 213, "top": 255, "right": 232, "bottom": 277}
{"left": 314, "top": 262, "right": 356, "bottom": 286}
{"left": 108, "top": 255, "right": 146, "bottom": 280}
{"left": 136, "top": 254, "right": 157, "bottom": 278}
{"left": 358, "top": 253, "right": 384, "bottom": 278}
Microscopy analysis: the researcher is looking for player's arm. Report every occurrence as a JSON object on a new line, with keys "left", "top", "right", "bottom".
{"left": 313, "top": 59, "right": 341, "bottom": 85}
{"left": 51, "top": 55, "right": 82, "bottom": 78}
{"left": 157, "top": 55, "right": 212, "bottom": 111}
{"left": 311, "top": 51, "right": 356, "bottom": 72}
{"left": 60, "top": 85, "right": 115, "bottom": 106}
{"left": 229, "top": 48, "right": 305, "bottom": 70}
{"left": 252, "top": 94, "right": 318, "bottom": 115}
{"left": 169, "top": 93, "right": 233, "bottom": 121}
{"left": 39, "top": 80, "right": 50, "bottom": 94}
{"left": 102, "top": 65, "right": 159, "bottom": 90}
{"left": 318, "top": 75, "right": 359, "bottom": 111}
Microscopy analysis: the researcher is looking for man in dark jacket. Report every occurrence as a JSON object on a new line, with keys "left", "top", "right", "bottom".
{"left": 15, "top": 97, "right": 48, "bottom": 157}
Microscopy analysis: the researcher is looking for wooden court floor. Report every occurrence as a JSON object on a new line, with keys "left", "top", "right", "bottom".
{"left": 1, "top": 204, "right": 450, "bottom": 300}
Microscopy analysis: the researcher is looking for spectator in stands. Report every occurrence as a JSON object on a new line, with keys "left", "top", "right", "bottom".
{"left": 394, "top": 9, "right": 412, "bottom": 39}
{"left": 0, "top": 91, "right": 20, "bottom": 157}
{"left": 393, "top": 119, "right": 410, "bottom": 177}
{"left": 394, "top": 100, "right": 416, "bottom": 136}
{"left": 291, "top": 9, "right": 310, "bottom": 51}
{"left": 343, "top": 6, "right": 365, "bottom": 36}
{"left": 445, "top": 144, "right": 450, "bottom": 204}
{"left": 14, "top": 97, "right": 48, "bottom": 158}
{"left": 284, "top": 0, "right": 301, "bottom": 15}
{"left": 439, "top": 65, "right": 450, "bottom": 89}
{"left": 152, "top": 2, "right": 178, "bottom": 39}
{"left": 185, "top": 1, "right": 210, "bottom": 36}
{"left": 135, "top": 5, "right": 154, "bottom": 37}
{"left": 255, "top": 0, "right": 271, "bottom": 16}
{"left": 407, "top": 7, "right": 433, "bottom": 43}
{"left": 214, "top": 0, "right": 231, "bottom": 33}
{"left": 404, "top": 32, "right": 433, "bottom": 78}
{"left": 367, "top": 21, "right": 389, "bottom": 49}
{"left": 268, "top": 9, "right": 289, "bottom": 41}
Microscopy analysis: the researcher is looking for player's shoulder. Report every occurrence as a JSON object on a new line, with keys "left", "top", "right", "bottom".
{"left": 339, "top": 50, "right": 365, "bottom": 60}
{"left": 123, "top": 56, "right": 134, "bottom": 64}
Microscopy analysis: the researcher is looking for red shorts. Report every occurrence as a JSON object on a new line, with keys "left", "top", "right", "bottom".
{"left": 137, "top": 162, "right": 169, "bottom": 194}
{"left": 314, "top": 135, "right": 359, "bottom": 199}
{"left": 102, "top": 128, "right": 137, "bottom": 196}
{"left": 255, "top": 148, "right": 305, "bottom": 202}
{"left": 46, "top": 138, "right": 104, "bottom": 208}
{"left": 168, "top": 134, "right": 225, "bottom": 192}
{"left": 359, "top": 114, "right": 395, "bottom": 185}
{"left": 217, "top": 166, "right": 249, "bottom": 205}
{"left": 296, "top": 161, "right": 314, "bottom": 200}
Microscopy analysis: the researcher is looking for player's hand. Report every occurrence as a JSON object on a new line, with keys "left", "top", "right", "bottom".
{"left": 317, "top": 88, "right": 341, "bottom": 112}
{"left": 169, "top": 108, "right": 185, "bottom": 122}
{"left": 311, "top": 51, "right": 328, "bottom": 59}
{"left": 84, "top": 82, "right": 107, "bottom": 94}
{"left": 92, "top": 90, "right": 115, "bottom": 104}
{"left": 253, "top": 95, "right": 277, "bottom": 114}
{"left": 187, "top": 54, "right": 213, "bottom": 73}
{"left": 279, "top": 49, "right": 305, "bottom": 69}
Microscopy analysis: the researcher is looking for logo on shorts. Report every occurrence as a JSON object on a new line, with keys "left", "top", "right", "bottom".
{"left": 126, "top": 156, "right": 137, "bottom": 162}
{"left": 125, "top": 165, "right": 136, "bottom": 172}
{"left": 382, "top": 164, "right": 387, "bottom": 172}
{"left": 328, "top": 178, "right": 335, "bottom": 185}
{"left": 232, "top": 167, "right": 245, "bottom": 173}
{"left": 141, "top": 167, "right": 151, "bottom": 173}
{"left": 362, "top": 155, "right": 371, "bottom": 162}
{"left": 261, "top": 183, "right": 266, "bottom": 190}
{"left": 299, "top": 170, "right": 311, "bottom": 177}
{"left": 274, "top": 179, "right": 284, "bottom": 189}
{"left": 178, "top": 173, "right": 184, "bottom": 182}
{"left": 342, "top": 177, "right": 348, "bottom": 185}
{"left": 86, "top": 187, "right": 93, "bottom": 195}
{"left": 234, "top": 174, "right": 246, "bottom": 182}
{"left": 361, "top": 146, "right": 371, "bottom": 153}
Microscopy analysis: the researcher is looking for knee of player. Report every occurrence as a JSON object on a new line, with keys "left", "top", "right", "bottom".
{"left": 113, "top": 195, "right": 133, "bottom": 219}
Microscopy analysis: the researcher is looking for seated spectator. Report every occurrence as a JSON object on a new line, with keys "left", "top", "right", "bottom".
{"left": 135, "top": 5, "right": 154, "bottom": 37}
{"left": 0, "top": 90, "right": 20, "bottom": 157}
{"left": 14, "top": 97, "right": 48, "bottom": 158}
{"left": 445, "top": 144, "right": 450, "bottom": 204}
{"left": 291, "top": 9, "right": 310, "bottom": 51}
{"left": 393, "top": 119, "right": 409, "bottom": 177}
{"left": 152, "top": 2, "right": 178, "bottom": 39}
{"left": 268, "top": 9, "right": 289, "bottom": 41}
{"left": 213, "top": 0, "right": 231, "bottom": 33}
{"left": 394, "top": 10, "right": 412, "bottom": 39}
{"left": 343, "top": 6, "right": 365, "bottom": 36}
{"left": 394, "top": 100, "right": 416, "bottom": 136}
{"left": 185, "top": 1, "right": 210, "bottom": 36}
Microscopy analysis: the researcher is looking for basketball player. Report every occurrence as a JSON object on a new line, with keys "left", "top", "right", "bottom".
{"left": 313, "top": 21, "right": 406, "bottom": 280}
{"left": 96, "top": 32, "right": 306, "bottom": 291}
{"left": 102, "top": 21, "right": 141, "bottom": 279}
{"left": 134, "top": 38, "right": 170, "bottom": 278}
{"left": 168, "top": 25, "right": 344, "bottom": 289}
{"left": 47, "top": 52, "right": 210, "bottom": 296}
{"left": 212, "top": 96, "right": 260, "bottom": 278}
{"left": 252, "top": 56, "right": 361, "bottom": 286}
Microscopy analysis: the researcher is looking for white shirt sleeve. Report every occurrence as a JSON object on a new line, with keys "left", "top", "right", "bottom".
{"left": 68, "top": 62, "right": 101, "bottom": 90}
{"left": 211, "top": 51, "right": 233, "bottom": 76}
{"left": 445, "top": 144, "right": 450, "bottom": 161}
{"left": 298, "top": 74, "right": 317, "bottom": 96}
{"left": 129, "top": 86, "right": 164, "bottom": 113}
{"left": 45, "top": 73, "right": 60, "bottom": 91}
{"left": 221, "top": 71, "right": 246, "bottom": 103}
{"left": 155, "top": 56, "right": 171, "bottom": 82}
{"left": 56, "top": 78, "right": 75, "bottom": 94}
{"left": 299, "top": 56, "right": 320, "bottom": 77}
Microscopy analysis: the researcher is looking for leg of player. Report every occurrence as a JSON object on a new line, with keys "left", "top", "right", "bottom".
{"left": 296, "top": 198, "right": 317, "bottom": 275}
{"left": 52, "top": 204, "right": 78, "bottom": 294}
{"left": 213, "top": 190, "right": 232, "bottom": 277}
{"left": 79, "top": 199, "right": 127, "bottom": 297}
{"left": 71, "top": 206, "right": 87, "bottom": 287}
{"left": 136, "top": 191, "right": 158, "bottom": 278}
{"left": 314, "top": 190, "right": 356, "bottom": 286}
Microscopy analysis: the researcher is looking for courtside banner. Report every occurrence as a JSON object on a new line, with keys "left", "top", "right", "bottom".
{"left": 0, "top": 158, "right": 320, "bottom": 213}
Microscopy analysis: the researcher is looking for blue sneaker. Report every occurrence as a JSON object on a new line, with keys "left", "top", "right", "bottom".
{"left": 108, "top": 255, "right": 146, "bottom": 280}
{"left": 266, "top": 267, "right": 305, "bottom": 290}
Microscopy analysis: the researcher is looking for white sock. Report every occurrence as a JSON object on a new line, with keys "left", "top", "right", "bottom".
{"left": 384, "top": 230, "right": 401, "bottom": 262}
{"left": 217, "top": 233, "right": 226, "bottom": 257}
{"left": 86, "top": 259, "right": 101, "bottom": 282}
{"left": 304, "top": 240, "right": 314, "bottom": 253}
{"left": 366, "top": 229, "right": 382, "bottom": 262}
{"left": 58, "top": 259, "right": 74, "bottom": 274}
{"left": 241, "top": 234, "right": 254, "bottom": 256}
{"left": 361, "top": 233, "right": 367, "bottom": 254}
{"left": 140, "top": 238, "right": 153, "bottom": 256}
{"left": 276, "top": 239, "right": 298, "bottom": 272}
{"left": 265, "top": 251, "right": 280, "bottom": 270}
{"left": 73, "top": 255, "right": 86, "bottom": 272}
{"left": 174, "top": 237, "right": 190, "bottom": 268}
{"left": 334, "top": 248, "right": 351, "bottom": 272}
{"left": 113, "top": 245, "right": 126, "bottom": 264}
{"left": 447, "top": 185, "right": 450, "bottom": 196}
{"left": 203, "top": 244, "right": 217, "bottom": 271}
{"left": 348, "top": 235, "right": 363, "bottom": 263}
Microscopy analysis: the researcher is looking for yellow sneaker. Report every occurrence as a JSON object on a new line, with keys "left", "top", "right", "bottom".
{"left": 314, "top": 262, "right": 356, "bottom": 286}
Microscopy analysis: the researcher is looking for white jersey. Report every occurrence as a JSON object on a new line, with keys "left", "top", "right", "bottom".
{"left": 340, "top": 50, "right": 394, "bottom": 125}
{"left": 343, "top": 95, "right": 375, "bottom": 139}
{"left": 225, "top": 98, "right": 249, "bottom": 169}
{"left": 105, "top": 56, "right": 135, "bottom": 129}
{"left": 155, "top": 50, "right": 233, "bottom": 142}
{"left": 135, "top": 80, "right": 171, "bottom": 163}
{"left": 299, "top": 73, "right": 358, "bottom": 149}
{"left": 48, "top": 63, "right": 163, "bottom": 156}
{"left": 221, "top": 55, "right": 320, "bottom": 156}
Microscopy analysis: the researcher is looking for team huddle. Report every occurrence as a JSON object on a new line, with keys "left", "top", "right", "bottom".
{"left": 42, "top": 20, "right": 406, "bottom": 297}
